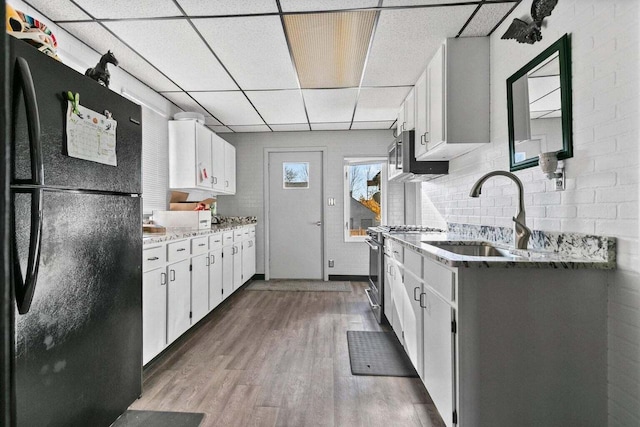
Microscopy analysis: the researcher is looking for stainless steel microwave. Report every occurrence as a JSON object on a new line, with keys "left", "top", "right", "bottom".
{"left": 388, "top": 130, "right": 449, "bottom": 182}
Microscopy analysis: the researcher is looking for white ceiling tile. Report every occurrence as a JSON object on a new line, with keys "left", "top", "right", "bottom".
{"left": 177, "top": 0, "right": 278, "bottom": 16}
{"left": 228, "top": 125, "right": 272, "bottom": 132}
{"left": 280, "top": 0, "right": 379, "bottom": 12}
{"left": 362, "top": 6, "right": 476, "bottom": 86}
{"left": 60, "top": 22, "right": 181, "bottom": 92}
{"left": 207, "top": 125, "right": 233, "bottom": 133}
{"left": 245, "top": 90, "right": 307, "bottom": 124}
{"left": 310, "top": 122, "right": 352, "bottom": 130}
{"left": 460, "top": 2, "right": 516, "bottom": 37}
{"left": 161, "top": 92, "right": 216, "bottom": 119}
{"left": 194, "top": 16, "right": 298, "bottom": 90}
{"left": 353, "top": 87, "right": 412, "bottom": 121}
{"left": 21, "top": 0, "right": 91, "bottom": 20}
{"left": 73, "top": 0, "right": 181, "bottom": 18}
{"left": 204, "top": 116, "right": 222, "bottom": 126}
{"left": 191, "top": 91, "right": 265, "bottom": 125}
{"left": 303, "top": 89, "right": 358, "bottom": 122}
{"left": 104, "top": 20, "right": 237, "bottom": 91}
{"left": 382, "top": 0, "right": 465, "bottom": 6}
{"left": 351, "top": 120, "right": 395, "bottom": 129}
{"left": 270, "top": 123, "right": 310, "bottom": 132}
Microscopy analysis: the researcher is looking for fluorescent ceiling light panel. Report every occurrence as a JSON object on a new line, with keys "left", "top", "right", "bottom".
{"left": 284, "top": 11, "right": 377, "bottom": 89}
{"left": 73, "top": 0, "right": 182, "bottom": 18}
{"left": 25, "top": 0, "right": 91, "bottom": 20}
{"left": 160, "top": 92, "right": 218, "bottom": 122}
{"left": 460, "top": 2, "right": 517, "bottom": 37}
{"left": 190, "top": 91, "right": 265, "bottom": 126}
{"left": 105, "top": 20, "right": 237, "bottom": 91}
{"left": 280, "top": 0, "right": 379, "bottom": 12}
{"left": 176, "top": 0, "right": 278, "bottom": 16}
{"left": 303, "top": 88, "right": 358, "bottom": 122}
{"left": 270, "top": 124, "right": 310, "bottom": 132}
{"left": 310, "top": 122, "right": 352, "bottom": 130}
{"left": 382, "top": 0, "right": 461, "bottom": 6}
{"left": 363, "top": 6, "right": 475, "bottom": 86}
{"left": 61, "top": 22, "right": 180, "bottom": 92}
{"left": 194, "top": 16, "right": 298, "bottom": 90}
{"left": 245, "top": 90, "right": 307, "bottom": 124}
{"left": 351, "top": 120, "right": 395, "bottom": 129}
{"left": 353, "top": 86, "right": 412, "bottom": 121}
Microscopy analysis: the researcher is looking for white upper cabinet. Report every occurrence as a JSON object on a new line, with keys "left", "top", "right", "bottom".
{"left": 416, "top": 37, "right": 490, "bottom": 161}
{"left": 404, "top": 87, "right": 415, "bottom": 132}
{"left": 395, "top": 102, "right": 405, "bottom": 137}
{"left": 169, "top": 119, "right": 236, "bottom": 195}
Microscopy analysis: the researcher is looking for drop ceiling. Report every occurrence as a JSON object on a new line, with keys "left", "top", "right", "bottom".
{"left": 24, "top": 0, "right": 521, "bottom": 133}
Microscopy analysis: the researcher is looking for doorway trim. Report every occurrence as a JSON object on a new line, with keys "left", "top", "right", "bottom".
{"left": 264, "top": 147, "right": 328, "bottom": 281}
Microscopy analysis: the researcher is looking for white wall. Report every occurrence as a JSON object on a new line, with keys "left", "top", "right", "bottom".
{"left": 219, "top": 130, "right": 401, "bottom": 276}
{"left": 421, "top": 1, "right": 639, "bottom": 425}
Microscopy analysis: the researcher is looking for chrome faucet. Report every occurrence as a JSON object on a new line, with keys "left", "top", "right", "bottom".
{"left": 469, "top": 171, "right": 531, "bottom": 250}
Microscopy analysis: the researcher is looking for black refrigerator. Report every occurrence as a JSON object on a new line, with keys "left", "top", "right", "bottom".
{"left": 9, "top": 37, "right": 143, "bottom": 426}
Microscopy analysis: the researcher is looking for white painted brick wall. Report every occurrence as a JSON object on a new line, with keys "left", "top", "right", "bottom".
{"left": 421, "top": 1, "right": 639, "bottom": 425}
{"left": 219, "top": 130, "right": 396, "bottom": 276}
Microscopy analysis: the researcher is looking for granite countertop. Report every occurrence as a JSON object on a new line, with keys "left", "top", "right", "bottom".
{"left": 143, "top": 221, "right": 256, "bottom": 245}
{"left": 384, "top": 231, "right": 615, "bottom": 269}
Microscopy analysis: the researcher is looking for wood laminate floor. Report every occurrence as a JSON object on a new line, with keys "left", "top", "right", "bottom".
{"left": 130, "top": 282, "right": 446, "bottom": 427}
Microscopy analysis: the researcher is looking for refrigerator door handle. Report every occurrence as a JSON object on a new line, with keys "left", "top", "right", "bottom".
{"left": 13, "top": 56, "right": 43, "bottom": 185}
{"left": 11, "top": 189, "right": 44, "bottom": 314}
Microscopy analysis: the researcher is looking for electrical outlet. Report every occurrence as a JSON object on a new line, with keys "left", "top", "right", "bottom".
{"left": 328, "top": 260, "right": 334, "bottom": 268}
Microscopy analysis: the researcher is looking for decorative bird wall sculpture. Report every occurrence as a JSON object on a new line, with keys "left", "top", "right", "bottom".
{"left": 502, "top": 0, "right": 558, "bottom": 44}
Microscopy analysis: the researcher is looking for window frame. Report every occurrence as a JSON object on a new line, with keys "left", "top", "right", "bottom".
{"left": 343, "top": 157, "right": 387, "bottom": 243}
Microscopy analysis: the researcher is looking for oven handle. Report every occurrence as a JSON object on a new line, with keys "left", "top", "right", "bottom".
{"left": 364, "top": 288, "right": 380, "bottom": 309}
{"left": 365, "top": 238, "right": 380, "bottom": 250}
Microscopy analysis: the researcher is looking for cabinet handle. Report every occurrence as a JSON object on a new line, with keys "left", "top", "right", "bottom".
{"left": 160, "top": 272, "right": 167, "bottom": 286}
{"left": 206, "top": 256, "right": 210, "bottom": 266}
{"left": 177, "top": 248, "right": 186, "bottom": 252}
{"left": 198, "top": 243, "right": 206, "bottom": 247}
{"left": 214, "top": 177, "right": 218, "bottom": 184}
{"left": 420, "top": 134, "right": 426, "bottom": 145}
{"left": 210, "top": 254, "right": 215, "bottom": 264}
{"left": 147, "top": 256, "right": 159, "bottom": 261}
{"left": 225, "top": 180, "right": 229, "bottom": 187}
{"left": 214, "top": 239, "right": 221, "bottom": 243}
{"left": 170, "top": 270, "right": 176, "bottom": 282}
{"left": 414, "top": 286, "right": 421, "bottom": 301}
{"left": 419, "top": 292, "right": 426, "bottom": 309}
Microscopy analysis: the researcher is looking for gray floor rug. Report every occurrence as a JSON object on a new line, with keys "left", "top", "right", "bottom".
{"left": 246, "top": 280, "right": 352, "bottom": 292}
{"left": 347, "top": 331, "right": 419, "bottom": 377}
{"left": 111, "top": 410, "right": 204, "bottom": 427}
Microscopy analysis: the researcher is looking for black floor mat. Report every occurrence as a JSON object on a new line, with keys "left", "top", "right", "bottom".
{"left": 347, "top": 331, "right": 418, "bottom": 377}
{"left": 111, "top": 410, "right": 205, "bottom": 427}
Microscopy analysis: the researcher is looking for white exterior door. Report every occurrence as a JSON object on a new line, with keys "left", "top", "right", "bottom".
{"left": 268, "top": 151, "right": 323, "bottom": 279}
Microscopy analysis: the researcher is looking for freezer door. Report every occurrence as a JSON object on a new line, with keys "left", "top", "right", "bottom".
{"left": 11, "top": 38, "right": 141, "bottom": 194}
{"left": 13, "top": 190, "right": 142, "bottom": 427}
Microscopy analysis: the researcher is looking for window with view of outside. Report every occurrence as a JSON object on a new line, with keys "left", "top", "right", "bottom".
{"left": 283, "top": 162, "right": 309, "bottom": 188}
{"left": 344, "top": 159, "right": 386, "bottom": 241}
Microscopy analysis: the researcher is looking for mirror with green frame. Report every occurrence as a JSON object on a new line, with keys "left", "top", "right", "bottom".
{"left": 507, "top": 34, "right": 573, "bottom": 172}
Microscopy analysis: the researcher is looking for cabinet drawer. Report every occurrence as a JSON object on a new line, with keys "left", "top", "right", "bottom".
{"left": 249, "top": 227, "right": 256, "bottom": 238}
{"left": 404, "top": 249, "right": 423, "bottom": 279}
{"left": 191, "top": 236, "right": 209, "bottom": 255}
{"left": 167, "top": 239, "right": 190, "bottom": 263}
{"left": 209, "top": 233, "right": 223, "bottom": 249}
{"left": 423, "top": 257, "right": 455, "bottom": 303}
{"left": 222, "top": 231, "right": 234, "bottom": 245}
{"left": 143, "top": 245, "right": 165, "bottom": 272}
{"left": 389, "top": 241, "right": 404, "bottom": 263}
{"left": 234, "top": 229, "right": 244, "bottom": 241}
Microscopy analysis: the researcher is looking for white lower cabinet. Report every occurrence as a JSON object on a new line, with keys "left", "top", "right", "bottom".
{"left": 166, "top": 258, "right": 191, "bottom": 344}
{"left": 222, "top": 244, "right": 234, "bottom": 300}
{"left": 208, "top": 249, "right": 223, "bottom": 310}
{"left": 142, "top": 267, "right": 167, "bottom": 365}
{"left": 242, "top": 238, "right": 256, "bottom": 282}
{"left": 191, "top": 253, "right": 209, "bottom": 325}
{"left": 232, "top": 242, "right": 242, "bottom": 291}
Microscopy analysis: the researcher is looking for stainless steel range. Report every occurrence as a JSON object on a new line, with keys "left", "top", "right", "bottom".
{"left": 365, "top": 225, "right": 444, "bottom": 324}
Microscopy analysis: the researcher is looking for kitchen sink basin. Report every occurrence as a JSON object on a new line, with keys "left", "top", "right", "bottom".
{"left": 422, "top": 241, "right": 515, "bottom": 257}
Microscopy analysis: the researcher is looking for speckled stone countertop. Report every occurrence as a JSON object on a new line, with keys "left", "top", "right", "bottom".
{"left": 384, "top": 230, "right": 616, "bottom": 269}
{"left": 143, "top": 221, "right": 256, "bottom": 245}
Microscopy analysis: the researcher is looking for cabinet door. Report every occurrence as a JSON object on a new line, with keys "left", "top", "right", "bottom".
{"left": 209, "top": 249, "right": 223, "bottom": 310}
{"left": 384, "top": 255, "right": 393, "bottom": 324}
{"left": 422, "top": 288, "right": 455, "bottom": 427}
{"left": 167, "top": 259, "right": 191, "bottom": 344}
{"left": 396, "top": 103, "right": 405, "bottom": 137}
{"left": 191, "top": 254, "right": 209, "bottom": 324}
{"left": 222, "top": 245, "right": 234, "bottom": 300}
{"left": 232, "top": 243, "right": 242, "bottom": 291}
{"left": 242, "top": 238, "right": 255, "bottom": 284}
{"left": 196, "top": 124, "right": 212, "bottom": 189}
{"left": 404, "top": 88, "right": 415, "bottom": 131}
{"left": 414, "top": 70, "right": 428, "bottom": 159}
{"left": 427, "top": 44, "right": 446, "bottom": 149}
{"left": 403, "top": 272, "right": 423, "bottom": 377}
{"left": 142, "top": 268, "right": 167, "bottom": 365}
{"left": 224, "top": 143, "right": 236, "bottom": 194}
{"left": 211, "top": 133, "right": 226, "bottom": 192}
{"left": 390, "top": 262, "right": 404, "bottom": 341}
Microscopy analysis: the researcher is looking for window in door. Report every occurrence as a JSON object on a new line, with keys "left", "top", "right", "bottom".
{"left": 344, "top": 158, "right": 387, "bottom": 242}
{"left": 283, "top": 162, "right": 309, "bottom": 189}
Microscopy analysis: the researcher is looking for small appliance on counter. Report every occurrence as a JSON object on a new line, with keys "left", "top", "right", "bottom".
{"left": 152, "top": 210, "right": 211, "bottom": 230}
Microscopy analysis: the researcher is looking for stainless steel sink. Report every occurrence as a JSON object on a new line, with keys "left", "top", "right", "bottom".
{"left": 422, "top": 241, "right": 515, "bottom": 257}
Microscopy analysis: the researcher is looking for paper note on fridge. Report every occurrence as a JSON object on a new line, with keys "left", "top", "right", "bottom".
{"left": 65, "top": 101, "right": 118, "bottom": 166}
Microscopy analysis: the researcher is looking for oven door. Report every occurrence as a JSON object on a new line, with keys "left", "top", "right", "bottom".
{"left": 365, "top": 237, "right": 383, "bottom": 323}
